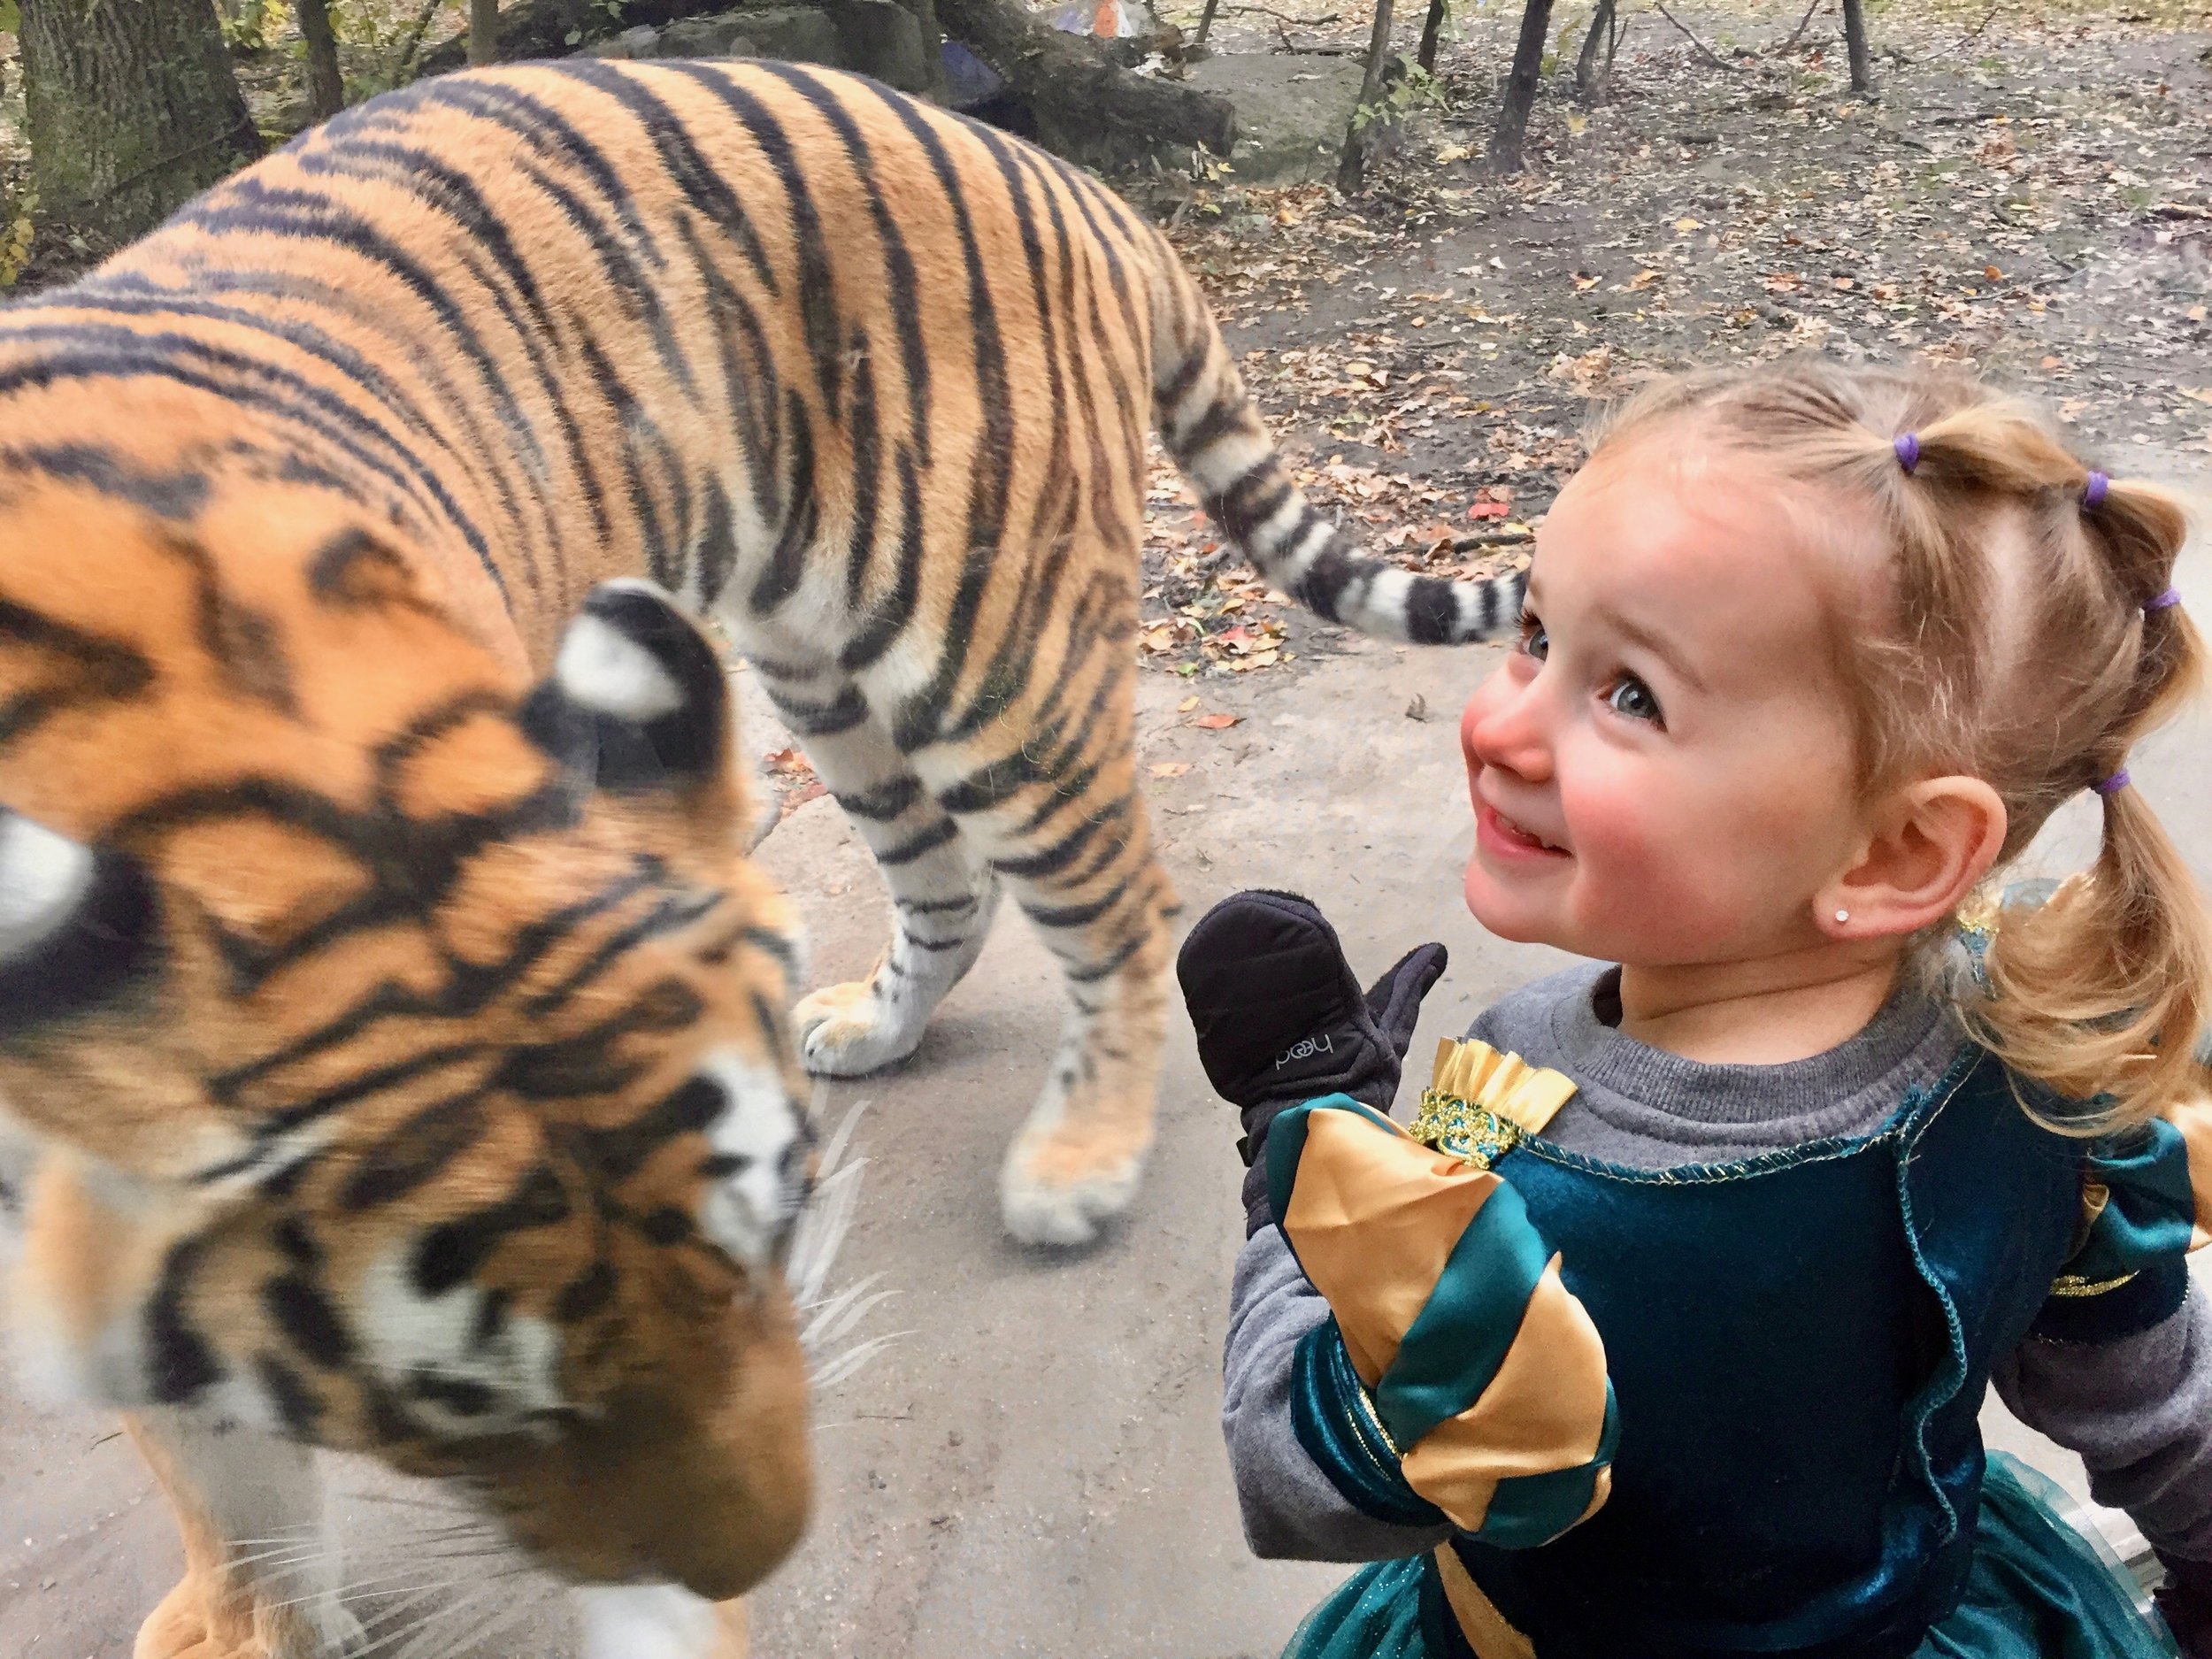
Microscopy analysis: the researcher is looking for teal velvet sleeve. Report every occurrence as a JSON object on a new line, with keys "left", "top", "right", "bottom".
{"left": 1290, "top": 1318, "right": 1447, "bottom": 1529}
{"left": 1273, "top": 1094, "right": 1620, "bottom": 1551}
{"left": 2032, "top": 1118, "right": 2196, "bottom": 1344}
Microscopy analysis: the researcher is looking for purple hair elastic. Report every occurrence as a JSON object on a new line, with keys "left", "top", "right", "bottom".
{"left": 2084, "top": 471, "right": 2110, "bottom": 507}
{"left": 2093, "top": 769, "right": 2131, "bottom": 798}
{"left": 2147, "top": 588, "right": 2182, "bottom": 612}
{"left": 1893, "top": 433, "right": 1920, "bottom": 474}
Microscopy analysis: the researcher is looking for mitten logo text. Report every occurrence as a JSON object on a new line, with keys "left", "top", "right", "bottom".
{"left": 1276, "top": 1034, "right": 1333, "bottom": 1068}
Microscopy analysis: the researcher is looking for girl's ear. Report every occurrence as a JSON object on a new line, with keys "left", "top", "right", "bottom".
{"left": 1820, "top": 777, "right": 2008, "bottom": 941}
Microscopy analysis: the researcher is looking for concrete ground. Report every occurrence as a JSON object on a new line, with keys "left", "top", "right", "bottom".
{"left": 2, "top": 446, "right": 2205, "bottom": 1656}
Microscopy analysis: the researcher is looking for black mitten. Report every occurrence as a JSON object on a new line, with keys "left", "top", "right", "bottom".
{"left": 1176, "top": 889, "right": 1447, "bottom": 1236}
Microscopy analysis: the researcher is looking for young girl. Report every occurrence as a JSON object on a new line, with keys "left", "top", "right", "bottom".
{"left": 1178, "top": 360, "right": 2212, "bottom": 1659}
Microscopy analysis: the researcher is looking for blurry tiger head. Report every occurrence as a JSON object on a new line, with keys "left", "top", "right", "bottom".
{"left": 0, "top": 471, "right": 814, "bottom": 1601}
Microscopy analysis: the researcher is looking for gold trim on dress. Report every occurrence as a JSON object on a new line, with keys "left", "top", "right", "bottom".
{"left": 2047, "top": 1271, "right": 2141, "bottom": 1300}
{"left": 1410, "top": 1039, "right": 1579, "bottom": 1171}
{"left": 1433, "top": 1546, "right": 1538, "bottom": 1659}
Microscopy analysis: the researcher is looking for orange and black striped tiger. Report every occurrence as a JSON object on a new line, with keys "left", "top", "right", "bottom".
{"left": 0, "top": 58, "right": 1519, "bottom": 1658}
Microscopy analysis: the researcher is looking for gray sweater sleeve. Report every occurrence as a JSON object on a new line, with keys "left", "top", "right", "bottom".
{"left": 1221, "top": 1225, "right": 1455, "bottom": 1562}
{"left": 1993, "top": 1277, "right": 2212, "bottom": 1561}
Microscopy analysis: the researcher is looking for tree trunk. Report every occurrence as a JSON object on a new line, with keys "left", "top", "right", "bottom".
{"left": 1336, "top": 0, "right": 1396, "bottom": 193}
{"left": 1417, "top": 0, "right": 1447, "bottom": 73}
{"left": 933, "top": 0, "right": 1236, "bottom": 170}
{"left": 19, "top": 0, "right": 260, "bottom": 253}
{"left": 298, "top": 0, "right": 347, "bottom": 121}
{"left": 1574, "top": 0, "right": 1615, "bottom": 102}
{"left": 1489, "top": 0, "right": 1556, "bottom": 173}
{"left": 469, "top": 0, "right": 500, "bottom": 65}
{"left": 1840, "top": 0, "right": 1874, "bottom": 93}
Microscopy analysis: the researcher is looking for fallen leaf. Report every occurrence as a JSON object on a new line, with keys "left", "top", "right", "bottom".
{"left": 1983, "top": 264, "right": 2002, "bottom": 280}
{"left": 1191, "top": 712, "right": 1241, "bottom": 730}
{"left": 1405, "top": 694, "right": 1430, "bottom": 722}
{"left": 1149, "top": 761, "right": 1193, "bottom": 777}
{"left": 1674, "top": 217, "right": 1702, "bottom": 233}
{"left": 1177, "top": 695, "right": 1200, "bottom": 711}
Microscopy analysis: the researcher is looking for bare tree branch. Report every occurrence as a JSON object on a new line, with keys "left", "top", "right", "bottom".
{"left": 1651, "top": 0, "right": 1738, "bottom": 73}
{"left": 391, "top": 0, "right": 446, "bottom": 77}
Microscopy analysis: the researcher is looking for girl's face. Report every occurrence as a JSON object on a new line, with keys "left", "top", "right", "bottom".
{"left": 1460, "top": 436, "right": 1877, "bottom": 968}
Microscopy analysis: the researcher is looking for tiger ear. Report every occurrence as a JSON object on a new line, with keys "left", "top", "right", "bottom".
{"left": 0, "top": 810, "right": 159, "bottom": 1041}
{"left": 523, "top": 581, "right": 737, "bottom": 804}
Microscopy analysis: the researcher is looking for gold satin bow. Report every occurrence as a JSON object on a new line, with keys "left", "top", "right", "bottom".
{"left": 1409, "top": 1038, "right": 1578, "bottom": 1170}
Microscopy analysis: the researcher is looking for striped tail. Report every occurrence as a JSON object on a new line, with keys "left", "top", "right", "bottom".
{"left": 1145, "top": 248, "right": 1526, "bottom": 646}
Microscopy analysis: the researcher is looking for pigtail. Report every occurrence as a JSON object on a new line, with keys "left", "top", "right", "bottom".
{"left": 1977, "top": 480, "right": 2209, "bottom": 1130}
{"left": 1978, "top": 780, "right": 2212, "bottom": 1129}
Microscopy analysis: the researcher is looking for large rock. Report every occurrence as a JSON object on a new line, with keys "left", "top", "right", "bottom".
{"left": 660, "top": 12, "right": 759, "bottom": 53}
{"left": 823, "top": 0, "right": 931, "bottom": 91}
{"left": 1187, "top": 52, "right": 1364, "bottom": 185}
{"left": 582, "top": 22, "right": 668, "bottom": 57}
{"left": 726, "top": 4, "right": 844, "bottom": 65}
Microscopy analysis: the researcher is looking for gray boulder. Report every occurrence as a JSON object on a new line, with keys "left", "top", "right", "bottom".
{"left": 661, "top": 13, "right": 757, "bottom": 56}
{"left": 729, "top": 5, "right": 844, "bottom": 66}
{"left": 581, "top": 22, "right": 666, "bottom": 58}
{"left": 823, "top": 0, "right": 931, "bottom": 91}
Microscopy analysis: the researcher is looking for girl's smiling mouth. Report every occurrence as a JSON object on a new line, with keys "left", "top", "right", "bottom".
{"left": 1477, "top": 799, "right": 1571, "bottom": 859}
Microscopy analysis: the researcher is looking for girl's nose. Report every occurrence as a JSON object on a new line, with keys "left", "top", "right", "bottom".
{"left": 1462, "top": 666, "right": 1554, "bottom": 786}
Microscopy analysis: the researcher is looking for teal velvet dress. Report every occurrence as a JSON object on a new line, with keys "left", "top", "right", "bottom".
{"left": 1274, "top": 1046, "right": 2196, "bottom": 1659}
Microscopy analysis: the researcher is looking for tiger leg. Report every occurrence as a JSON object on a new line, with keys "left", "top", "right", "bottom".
{"left": 776, "top": 693, "right": 1002, "bottom": 1077}
{"left": 127, "top": 1410, "right": 364, "bottom": 1659}
{"left": 907, "top": 703, "right": 1179, "bottom": 1247}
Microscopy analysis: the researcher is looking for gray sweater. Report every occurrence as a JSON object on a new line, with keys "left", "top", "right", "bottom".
{"left": 1221, "top": 963, "right": 2212, "bottom": 1563}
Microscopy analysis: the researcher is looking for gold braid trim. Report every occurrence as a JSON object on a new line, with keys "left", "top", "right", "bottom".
{"left": 1409, "top": 1039, "right": 1579, "bottom": 1171}
{"left": 2046, "top": 1271, "right": 2141, "bottom": 1300}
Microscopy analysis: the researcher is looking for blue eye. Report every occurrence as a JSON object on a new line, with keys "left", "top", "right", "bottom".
{"left": 1520, "top": 611, "right": 1548, "bottom": 660}
{"left": 1607, "top": 677, "right": 1663, "bottom": 724}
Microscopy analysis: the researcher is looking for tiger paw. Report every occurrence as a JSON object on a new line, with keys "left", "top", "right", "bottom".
{"left": 793, "top": 976, "right": 926, "bottom": 1077}
{"left": 134, "top": 1569, "right": 365, "bottom": 1659}
{"left": 998, "top": 1078, "right": 1154, "bottom": 1247}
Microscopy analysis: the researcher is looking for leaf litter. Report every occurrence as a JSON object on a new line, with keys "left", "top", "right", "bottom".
{"left": 1136, "top": 0, "right": 2210, "bottom": 675}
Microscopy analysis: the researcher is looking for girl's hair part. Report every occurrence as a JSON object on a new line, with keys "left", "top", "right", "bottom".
{"left": 1590, "top": 359, "right": 2208, "bottom": 1131}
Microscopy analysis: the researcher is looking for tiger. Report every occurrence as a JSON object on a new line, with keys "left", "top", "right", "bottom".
{"left": 0, "top": 58, "right": 1523, "bottom": 1658}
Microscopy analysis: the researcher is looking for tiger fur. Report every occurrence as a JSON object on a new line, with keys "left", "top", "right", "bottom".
{"left": 0, "top": 58, "right": 1523, "bottom": 1658}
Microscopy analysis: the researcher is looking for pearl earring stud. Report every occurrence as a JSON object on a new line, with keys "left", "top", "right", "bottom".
{"left": 1835, "top": 910, "right": 1850, "bottom": 924}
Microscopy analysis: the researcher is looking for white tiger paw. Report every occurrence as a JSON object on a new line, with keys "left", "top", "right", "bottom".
{"left": 793, "top": 979, "right": 926, "bottom": 1078}
{"left": 998, "top": 1080, "right": 1151, "bottom": 1248}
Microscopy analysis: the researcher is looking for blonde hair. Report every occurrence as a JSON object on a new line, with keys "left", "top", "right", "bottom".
{"left": 1591, "top": 359, "right": 2208, "bottom": 1130}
